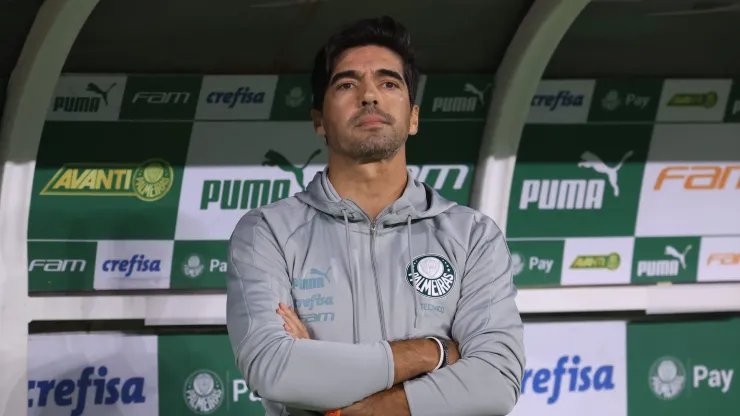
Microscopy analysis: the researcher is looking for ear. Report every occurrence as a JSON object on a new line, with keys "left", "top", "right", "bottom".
{"left": 311, "top": 109, "right": 326, "bottom": 136}
{"left": 408, "top": 104, "right": 420, "bottom": 136}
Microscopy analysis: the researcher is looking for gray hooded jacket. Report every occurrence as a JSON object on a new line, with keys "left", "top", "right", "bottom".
{"left": 226, "top": 168, "right": 525, "bottom": 416}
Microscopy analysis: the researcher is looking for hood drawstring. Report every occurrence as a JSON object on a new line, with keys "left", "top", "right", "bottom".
{"left": 408, "top": 215, "right": 422, "bottom": 329}
{"left": 342, "top": 209, "right": 360, "bottom": 344}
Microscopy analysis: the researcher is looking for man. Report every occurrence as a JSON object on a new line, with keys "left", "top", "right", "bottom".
{"left": 226, "top": 15, "right": 525, "bottom": 416}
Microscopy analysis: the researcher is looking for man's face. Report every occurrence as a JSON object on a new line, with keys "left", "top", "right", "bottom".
{"left": 312, "top": 45, "right": 419, "bottom": 163}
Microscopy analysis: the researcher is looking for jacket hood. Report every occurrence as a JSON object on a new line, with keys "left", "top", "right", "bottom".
{"left": 294, "top": 166, "right": 459, "bottom": 339}
{"left": 294, "top": 167, "right": 458, "bottom": 226}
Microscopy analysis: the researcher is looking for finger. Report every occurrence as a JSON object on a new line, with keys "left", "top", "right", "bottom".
{"left": 295, "top": 320, "right": 309, "bottom": 339}
{"left": 285, "top": 311, "right": 310, "bottom": 339}
{"left": 279, "top": 302, "right": 300, "bottom": 321}
{"left": 277, "top": 303, "right": 296, "bottom": 322}
{"left": 277, "top": 305, "right": 298, "bottom": 333}
{"left": 284, "top": 323, "right": 299, "bottom": 338}
{"left": 277, "top": 307, "right": 292, "bottom": 325}
{"left": 282, "top": 306, "right": 304, "bottom": 331}
{"left": 277, "top": 302, "right": 301, "bottom": 327}
{"left": 281, "top": 315, "right": 295, "bottom": 332}
{"left": 278, "top": 303, "right": 309, "bottom": 338}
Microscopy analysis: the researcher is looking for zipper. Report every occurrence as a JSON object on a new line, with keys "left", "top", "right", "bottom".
{"left": 369, "top": 220, "right": 388, "bottom": 340}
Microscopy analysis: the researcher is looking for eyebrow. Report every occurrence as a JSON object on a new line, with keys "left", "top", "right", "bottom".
{"left": 376, "top": 69, "right": 404, "bottom": 84}
{"left": 329, "top": 69, "right": 405, "bottom": 86}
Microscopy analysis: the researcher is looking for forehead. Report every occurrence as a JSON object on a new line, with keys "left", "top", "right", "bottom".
{"left": 332, "top": 45, "right": 404, "bottom": 75}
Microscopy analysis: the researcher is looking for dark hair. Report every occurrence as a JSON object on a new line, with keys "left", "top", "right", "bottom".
{"left": 311, "top": 16, "right": 420, "bottom": 111}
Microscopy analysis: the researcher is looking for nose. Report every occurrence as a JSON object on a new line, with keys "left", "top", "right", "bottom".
{"left": 360, "top": 81, "right": 379, "bottom": 107}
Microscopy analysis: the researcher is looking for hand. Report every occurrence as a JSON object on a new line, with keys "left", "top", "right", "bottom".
{"left": 277, "top": 302, "right": 311, "bottom": 339}
{"left": 339, "top": 384, "right": 409, "bottom": 416}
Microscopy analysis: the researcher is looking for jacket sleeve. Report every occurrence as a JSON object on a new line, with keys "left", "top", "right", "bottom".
{"left": 225, "top": 211, "right": 395, "bottom": 410}
{"left": 403, "top": 217, "right": 525, "bottom": 416}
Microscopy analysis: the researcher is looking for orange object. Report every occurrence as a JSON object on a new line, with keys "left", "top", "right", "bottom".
{"left": 325, "top": 410, "right": 341, "bottom": 416}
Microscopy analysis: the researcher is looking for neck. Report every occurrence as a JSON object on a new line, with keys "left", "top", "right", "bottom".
{"left": 327, "top": 147, "right": 408, "bottom": 219}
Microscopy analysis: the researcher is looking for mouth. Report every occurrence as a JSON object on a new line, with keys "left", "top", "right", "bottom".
{"left": 355, "top": 115, "right": 389, "bottom": 128}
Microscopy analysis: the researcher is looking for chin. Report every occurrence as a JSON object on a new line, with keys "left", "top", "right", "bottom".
{"left": 355, "top": 144, "right": 403, "bottom": 163}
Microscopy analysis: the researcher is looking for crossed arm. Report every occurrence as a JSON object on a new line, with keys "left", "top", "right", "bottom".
{"left": 226, "top": 213, "right": 462, "bottom": 411}
{"left": 278, "top": 302, "right": 460, "bottom": 416}
{"left": 226, "top": 212, "right": 525, "bottom": 415}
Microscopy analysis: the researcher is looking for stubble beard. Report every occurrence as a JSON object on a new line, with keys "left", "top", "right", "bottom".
{"left": 330, "top": 129, "right": 407, "bottom": 163}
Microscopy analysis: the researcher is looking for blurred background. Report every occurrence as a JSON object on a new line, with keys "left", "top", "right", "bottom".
{"left": 1, "top": 0, "right": 739, "bottom": 414}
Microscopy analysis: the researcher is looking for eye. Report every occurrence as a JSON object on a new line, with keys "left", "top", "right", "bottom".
{"left": 337, "top": 83, "right": 354, "bottom": 90}
{"left": 382, "top": 81, "right": 399, "bottom": 89}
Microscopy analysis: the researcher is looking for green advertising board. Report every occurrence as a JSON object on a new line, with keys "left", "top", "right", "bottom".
{"left": 27, "top": 317, "right": 740, "bottom": 415}
{"left": 508, "top": 78, "right": 740, "bottom": 288}
{"left": 28, "top": 73, "right": 490, "bottom": 292}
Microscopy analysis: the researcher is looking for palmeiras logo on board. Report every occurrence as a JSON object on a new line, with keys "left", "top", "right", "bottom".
{"left": 406, "top": 254, "right": 456, "bottom": 298}
{"left": 183, "top": 369, "right": 225, "bottom": 414}
{"left": 182, "top": 254, "right": 205, "bottom": 278}
{"left": 649, "top": 356, "right": 687, "bottom": 400}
